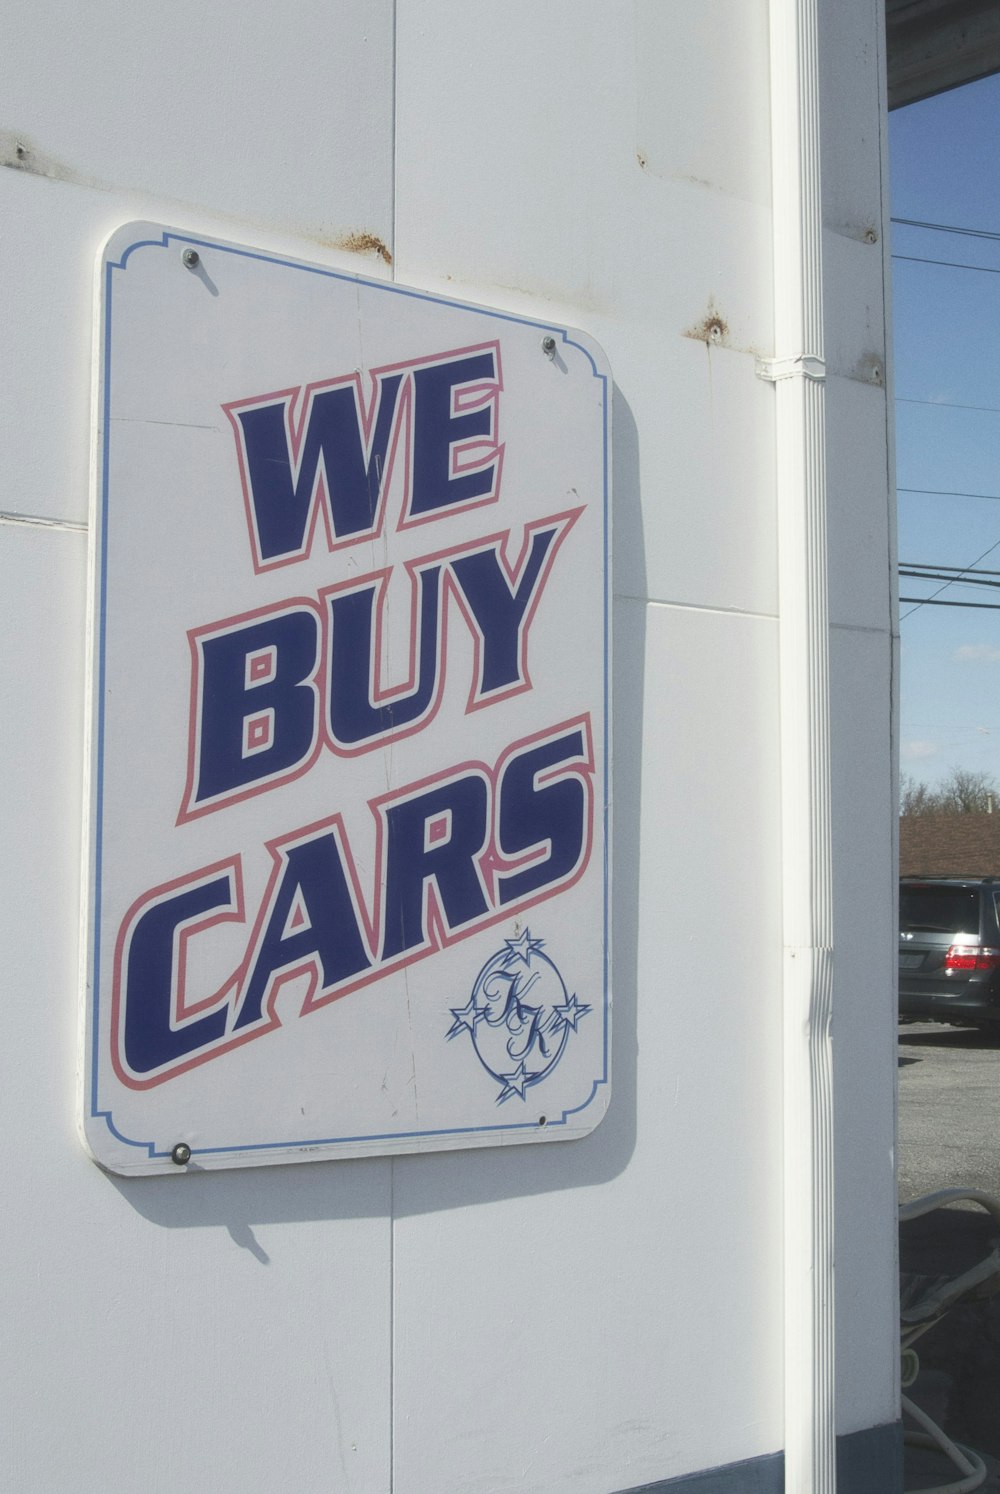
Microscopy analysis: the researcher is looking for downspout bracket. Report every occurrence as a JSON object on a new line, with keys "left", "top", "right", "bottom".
{"left": 755, "top": 353, "right": 827, "bottom": 383}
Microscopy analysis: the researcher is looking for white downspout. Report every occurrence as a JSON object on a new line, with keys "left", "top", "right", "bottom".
{"left": 760, "top": 0, "right": 836, "bottom": 1489}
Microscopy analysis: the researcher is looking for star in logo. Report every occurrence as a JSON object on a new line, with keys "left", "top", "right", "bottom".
{"left": 446, "top": 994, "right": 484, "bottom": 1038}
{"left": 552, "top": 993, "right": 590, "bottom": 1033}
{"left": 502, "top": 929, "right": 544, "bottom": 966}
{"left": 496, "top": 1060, "right": 532, "bottom": 1103}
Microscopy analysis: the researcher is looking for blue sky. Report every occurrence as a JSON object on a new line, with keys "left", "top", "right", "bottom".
{"left": 891, "top": 72, "right": 1000, "bottom": 788}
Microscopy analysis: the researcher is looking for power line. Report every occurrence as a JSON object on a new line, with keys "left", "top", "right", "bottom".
{"left": 900, "top": 531, "right": 1000, "bottom": 620}
{"left": 899, "top": 487, "right": 1000, "bottom": 502}
{"left": 892, "top": 252, "right": 1000, "bottom": 275}
{"left": 896, "top": 396, "right": 1000, "bottom": 415}
{"left": 892, "top": 216, "right": 1000, "bottom": 243}
{"left": 900, "top": 597, "right": 1000, "bottom": 610}
{"left": 901, "top": 571, "right": 1000, "bottom": 587}
{"left": 904, "top": 563, "right": 1000, "bottom": 579}
{"left": 892, "top": 217, "right": 1000, "bottom": 618}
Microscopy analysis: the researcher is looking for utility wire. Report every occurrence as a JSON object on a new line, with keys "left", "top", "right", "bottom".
{"left": 899, "top": 487, "right": 1000, "bottom": 502}
{"left": 900, "top": 597, "right": 1000, "bottom": 610}
{"left": 892, "top": 215, "right": 1000, "bottom": 242}
{"left": 902, "top": 568, "right": 1000, "bottom": 581}
{"left": 891, "top": 216, "right": 1000, "bottom": 272}
{"left": 900, "top": 572, "right": 1000, "bottom": 590}
{"left": 892, "top": 252, "right": 1000, "bottom": 275}
{"left": 900, "top": 531, "right": 1000, "bottom": 620}
{"left": 896, "top": 396, "right": 1000, "bottom": 415}
{"left": 903, "top": 563, "right": 1000, "bottom": 579}
{"left": 891, "top": 229, "right": 1000, "bottom": 415}
{"left": 891, "top": 216, "right": 1000, "bottom": 619}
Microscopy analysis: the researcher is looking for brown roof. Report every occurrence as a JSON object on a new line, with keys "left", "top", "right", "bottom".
{"left": 900, "top": 814, "right": 1000, "bottom": 877}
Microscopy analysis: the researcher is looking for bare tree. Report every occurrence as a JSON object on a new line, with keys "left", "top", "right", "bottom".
{"left": 900, "top": 766, "right": 998, "bottom": 816}
{"left": 900, "top": 772, "right": 937, "bottom": 816}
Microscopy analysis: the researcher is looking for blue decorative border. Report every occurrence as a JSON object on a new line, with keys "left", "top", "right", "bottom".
{"left": 90, "top": 226, "right": 612, "bottom": 1163}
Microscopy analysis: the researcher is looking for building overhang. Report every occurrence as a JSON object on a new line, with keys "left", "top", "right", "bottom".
{"left": 887, "top": 0, "right": 1000, "bottom": 107}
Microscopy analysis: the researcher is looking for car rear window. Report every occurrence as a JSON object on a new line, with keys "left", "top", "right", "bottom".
{"left": 900, "top": 886, "right": 980, "bottom": 936}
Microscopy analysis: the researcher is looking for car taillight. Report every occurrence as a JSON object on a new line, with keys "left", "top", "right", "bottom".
{"left": 944, "top": 944, "right": 1000, "bottom": 971}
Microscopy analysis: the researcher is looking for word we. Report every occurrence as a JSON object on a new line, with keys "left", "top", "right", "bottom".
{"left": 225, "top": 344, "right": 504, "bottom": 572}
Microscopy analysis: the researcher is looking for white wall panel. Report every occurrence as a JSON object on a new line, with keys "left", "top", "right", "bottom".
{"left": 0, "top": 1, "right": 394, "bottom": 249}
{"left": 391, "top": 598, "right": 784, "bottom": 1492}
{"left": 0, "top": 523, "right": 394, "bottom": 1493}
{"left": 823, "top": 228, "right": 889, "bottom": 387}
{"left": 830, "top": 624, "right": 899, "bottom": 1435}
{"left": 633, "top": 4, "right": 772, "bottom": 206}
{"left": 0, "top": 0, "right": 395, "bottom": 526}
{"left": 821, "top": 0, "right": 888, "bottom": 238}
{"left": 820, "top": 0, "right": 899, "bottom": 1442}
{"left": 394, "top": 0, "right": 778, "bottom": 620}
{"left": 826, "top": 373, "right": 894, "bottom": 634}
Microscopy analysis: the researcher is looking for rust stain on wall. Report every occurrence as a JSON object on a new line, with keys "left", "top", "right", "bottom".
{"left": 336, "top": 231, "right": 393, "bottom": 265}
{"left": 2, "top": 131, "right": 397, "bottom": 275}
{"left": 0, "top": 128, "right": 96, "bottom": 187}
{"left": 684, "top": 308, "right": 730, "bottom": 346}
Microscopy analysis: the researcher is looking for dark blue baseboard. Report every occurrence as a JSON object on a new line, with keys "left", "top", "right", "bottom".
{"left": 620, "top": 1421, "right": 902, "bottom": 1494}
{"left": 621, "top": 1449, "right": 783, "bottom": 1493}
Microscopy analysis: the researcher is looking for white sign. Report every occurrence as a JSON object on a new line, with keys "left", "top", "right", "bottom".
{"left": 81, "top": 223, "right": 611, "bottom": 1174}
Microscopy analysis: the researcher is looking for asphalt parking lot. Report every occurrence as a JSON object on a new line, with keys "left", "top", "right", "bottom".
{"left": 899, "top": 1022, "right": 1000, "bottom": 1205}
{"left": 899, "top": 1022, "right": 1000, "bottom": 1490}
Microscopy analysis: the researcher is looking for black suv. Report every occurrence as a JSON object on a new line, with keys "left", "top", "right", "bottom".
{"left": 899, "top": 877, "right": 1000, "bottom": 1030}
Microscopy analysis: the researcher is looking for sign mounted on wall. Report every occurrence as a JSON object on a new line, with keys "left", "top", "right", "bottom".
{"left": 81, "top": 222, "right": 611, "bottom": 1174}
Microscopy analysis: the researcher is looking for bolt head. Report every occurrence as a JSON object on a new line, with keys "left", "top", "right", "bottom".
{"left": 541, "top": 335, "right": 557, "bottom": 357}
{"left": 181, "top": 248, "right": 200, "bottom": 269}
{"left": 171, "top": 1142, "right": 192, "bottom": 1166}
